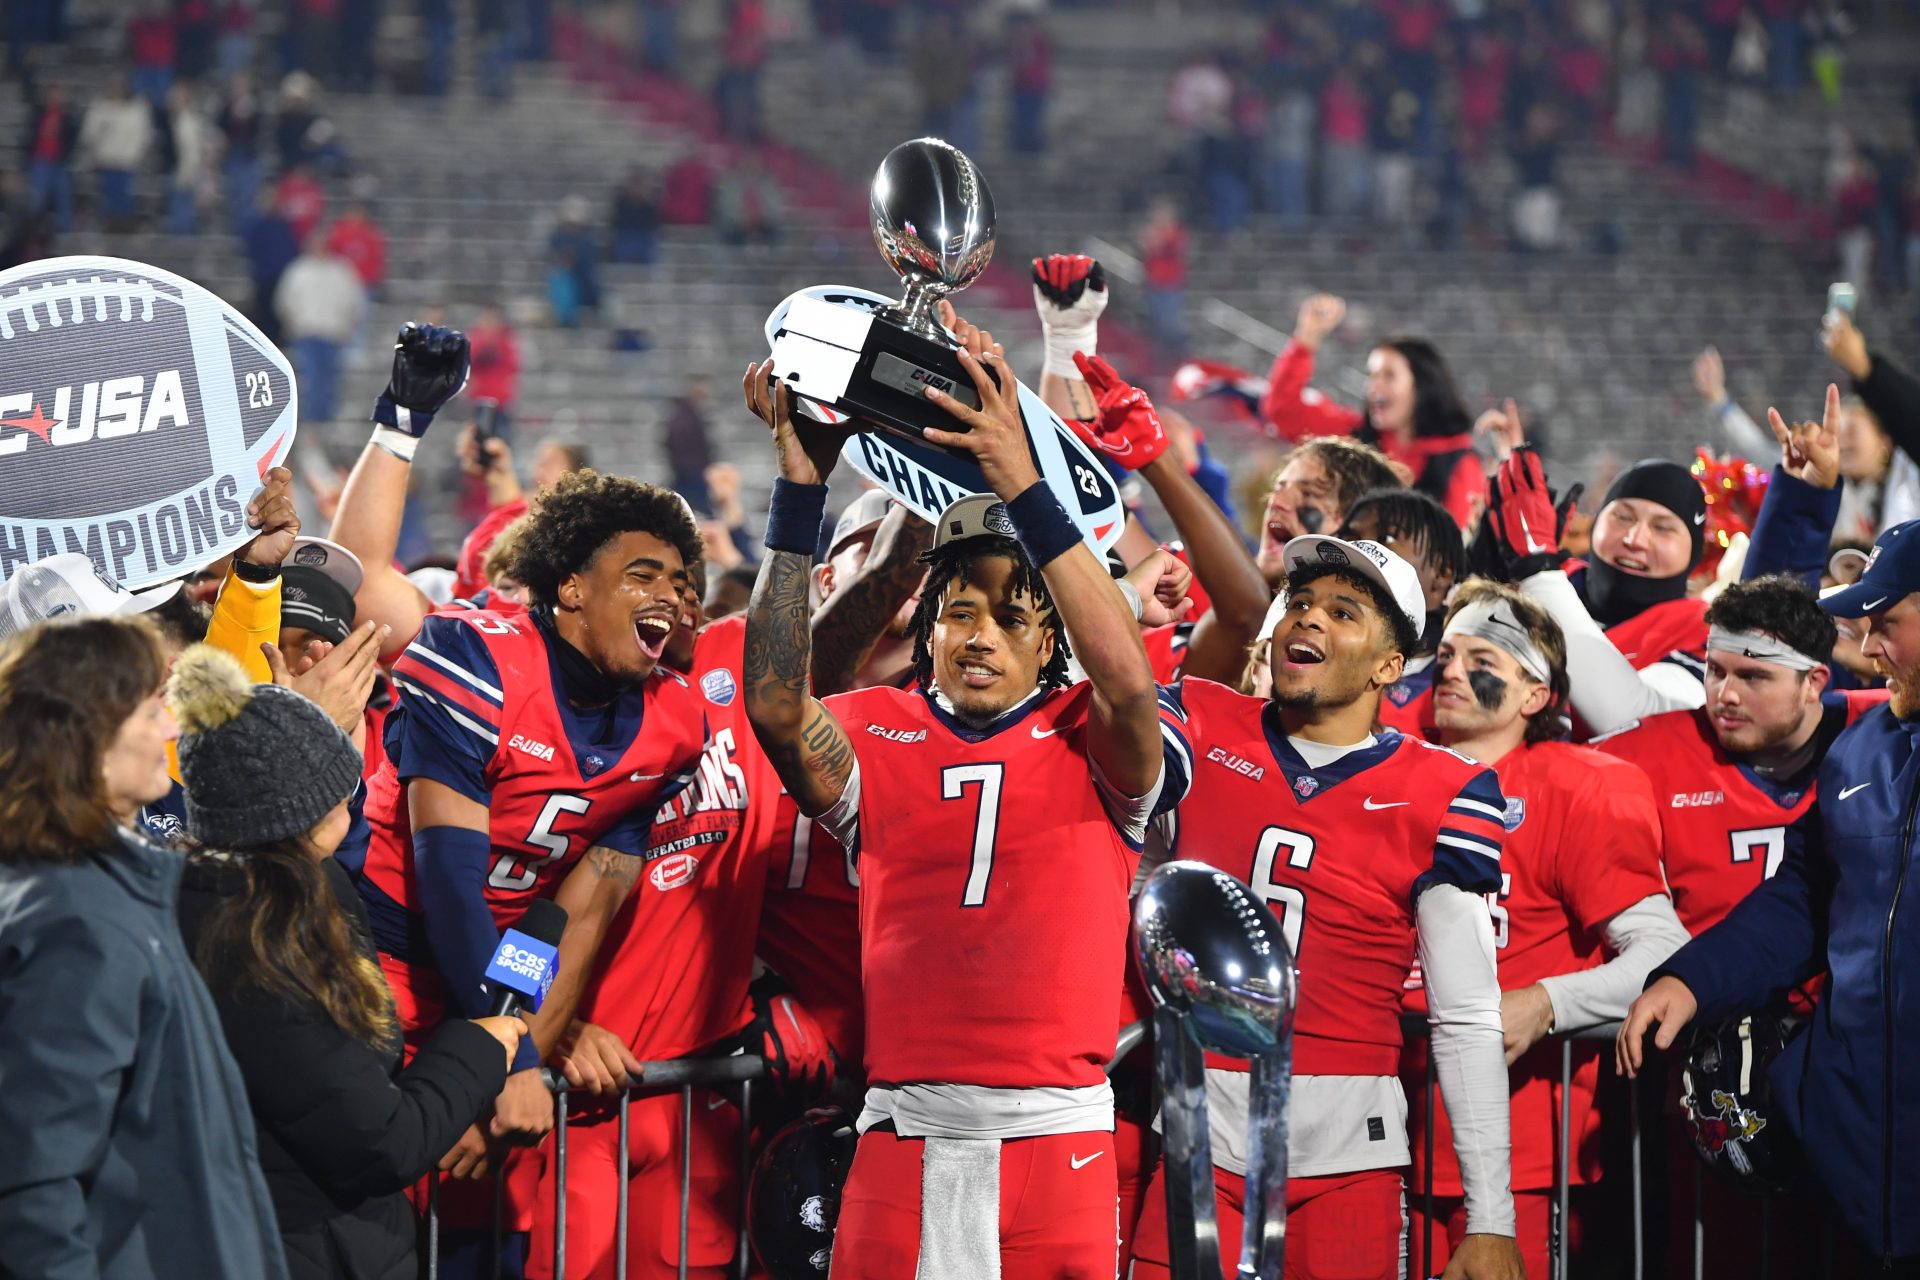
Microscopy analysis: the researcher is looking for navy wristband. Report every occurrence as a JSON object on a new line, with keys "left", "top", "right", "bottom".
{"left": 1005, "top": 481, "right": 1082, "bottom": 567}
{"left": 765, "top": 478, "right": 829, "bottom": 555}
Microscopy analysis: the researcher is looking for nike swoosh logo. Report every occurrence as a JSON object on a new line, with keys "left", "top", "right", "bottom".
{"left": 1031, "top": 726, "right": 1058, "bottom": 738}
{"left": 1362, "top": 798, "right": 1409, "bottom": 810}
{"left": 1839, "top": 782, "right": 1872, "bottom": 800}
{"left": 631, "top": 771, "right": 665, "bottom": 782}
{"left": 1693, "top": 512, "right": 1706, "bottom": 525}
{"left": 1860, "top": 597, "right": 1889, "bottom": 612}
{"left": 1070, "top": 1152, "right": 1103, "bottom": 1169}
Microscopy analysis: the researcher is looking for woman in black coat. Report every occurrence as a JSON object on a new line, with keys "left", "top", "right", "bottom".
{"left": 169, "top": 644, "right": 527, "bottom": 1279}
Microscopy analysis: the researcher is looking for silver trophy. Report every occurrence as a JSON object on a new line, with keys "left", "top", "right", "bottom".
{"left": 768, "top": 137, "right": 998, "bottom": 444}
{"left": 1134, "top": 861, "right": 1298, "bottom": 1280}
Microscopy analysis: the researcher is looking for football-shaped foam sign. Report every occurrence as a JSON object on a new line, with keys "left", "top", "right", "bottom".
{"left": 0, "top": 256, "right": 298, "bottom": 589}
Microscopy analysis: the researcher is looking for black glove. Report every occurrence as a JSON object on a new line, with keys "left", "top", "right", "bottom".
{"left": 372, "top": 322, "right": 470, "bottom": 437}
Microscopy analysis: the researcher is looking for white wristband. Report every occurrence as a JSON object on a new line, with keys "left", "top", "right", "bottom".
{"left": 1034, "top": 282, "right": 1105, "bottom": 381}
{"left": 370, "top": 425, "right": 421, "bottom": 462}
{"left": 1116, "top": 577, "right": 1145, "bottom": 622}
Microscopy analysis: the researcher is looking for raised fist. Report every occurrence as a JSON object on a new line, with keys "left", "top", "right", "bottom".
{"left": 373, "top": 322, "right": 471, "bottom": 437}
{"left": 1033, "top": 254, "right": 1108, "bottom": 378}
{"left": 1292, "top": 294, "right": 1346, "bottom": 351}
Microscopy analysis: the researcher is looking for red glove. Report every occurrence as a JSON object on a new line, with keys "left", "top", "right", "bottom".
{"left": 1031, "top": 254, "right": 1107, "bottom": 307}
{"left": 1492, "top": 446, "right": 1561, "bottom": 561}
{"left": 748, "top": 974, "right": 835, "bottom": 1100}
{"left": 1070, "top": 352, "right": 1169, "bottom": 471}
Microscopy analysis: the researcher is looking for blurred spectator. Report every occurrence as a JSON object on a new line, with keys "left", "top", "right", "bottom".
{"left": 640, "top": 0, "right": 679, "bottom": 71}
{"left": 128, "top": 2, "right": 178, "bottom": 107}
{"left": 23, "top": 81, "right": 78, "bottom": 232}
{"left": 609, "top": 168, "right": 660, "bottom": 264}
{"left": 6, "top": 0, "right": 70, "bottom": 72}
{"left": 1509, "top": 102, "right": 1563, "bottom": 252}
{"left": 664, "top": 380, "right": 715, "bottom": 511}
{"left": 284, "top": 0, "right": 338, "bottom": 80}
{"left": 176, "top": 0, "right": 216, "bottom": 80}
{"left": 1169, "top": 52, "right": 1238, "bottom": 229}
{"left": 80, "top": 74, "right": 153, "bottom": 231}
{"left": 1320, "top": 63, "right": 1372, "bottom": 218}
{"left": 1651, "top": 9, "right": 1707, "bottom": 167}
{"left": 0, "top": 617, "right": 288, "bottom": 1280}
{"left": 275, "top": 233, "right": 366, "bottom": 425}
{"left": 533, "top": 439, "right": 590, "bottom": 492}
{"left": 704, "top": 462, "right": 757, "bottom": 565}
{"left": 704, "top": 564, "right": 757, "bottom": 621}
{"left": 1614, "top": 4, "right": 1658, "bottom": 139}
{"left": 326, "top": 199, "right": 388, "bottom": 298}
{"left": 420, "top": 0, "right": 454, "bottom": 97}
{"left": 660, "top": 149, "right": 716, "bottom": 226}
{"left": 218, "top": 1, "right": 257, "bottom": 82}
{"left": 242, "top": 189, "right": 300, "bottom": 345}
{"left": 1370, "top": 70, "right": 1422, "bottom": 233}
{"left": 477, "top": 0, "right": 514, "bottom": 100}
{"left": 217, "top": 71, "right": 264, "bottom": 229}
{"left": 547, "top": 195, "right": 602, "bottom": 327}
{"left": 912, "top": 11, "right": 980, "bottom": 157}
{"left": 714, "top": 152, "right": 785, "bottom": 247}
{"left": 716, "top": 0, "right": 767, "bottom": 142}
{"left": 846, "top": 0, "right": 897, "bottom": 57}
{"left": 1762, "top": 0, "right": 1808, "bottom": 91}
{"left": 1140, "top": 197, "right": 1190, "bottom": 353}
{"left": 1834, "top": 146, "right": 1880, "bottom": 296}
{"left": 163, "top": 82, "right": 217, "bottom": 236}
{"left": 1264, "top": 75, "right": 1315, "bottom": 229}
{"left": 274, "top": 72, "right": 346, "bottom": 173}
{"left": 1007, "top": 14, "right": 1051, "bottom": 156}
{"left": 466, "top": 305, "right": 522, "bottom": 419}
{"left": 169, "top": 645, "right": 522, "bottom": 1280}
{"left": 274, "top": 161, "right": 327, "bottom": 243}
{"left": 338, "top": 0, "right": 378, "bottom": 90}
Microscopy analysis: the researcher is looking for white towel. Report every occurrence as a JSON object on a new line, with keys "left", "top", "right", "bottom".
{"left": 914, "top": 1137, "right": 1002, "bottom": 1280}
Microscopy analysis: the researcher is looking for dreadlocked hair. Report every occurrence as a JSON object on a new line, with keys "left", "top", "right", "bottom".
{"left": 908, "top": 536, "right": 1075, "bottom": 693}
{"left": 1339, "top": 486, "right": 1469, "bottom": 588}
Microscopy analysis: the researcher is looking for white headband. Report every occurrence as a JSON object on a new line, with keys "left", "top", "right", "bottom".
{"left": 1442, "top": 596, "right": 1554, "bottom": 684}
{"left": 1705, "top": 626, "right": 1823, "bottom": 673}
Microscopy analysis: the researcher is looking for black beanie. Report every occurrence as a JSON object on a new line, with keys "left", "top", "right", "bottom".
{"left": 1600, "top": 459, "right": 1707, "bottom": 570}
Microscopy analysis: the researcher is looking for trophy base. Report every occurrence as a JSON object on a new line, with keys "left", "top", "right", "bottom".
{"left": 769, "top": 294, "right": 1001, "bottom": 449}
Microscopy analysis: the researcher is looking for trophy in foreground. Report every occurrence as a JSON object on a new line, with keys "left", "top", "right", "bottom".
{"left": 769, "top": 136, "right": 998, "bottom": 443}
{"left": 1135, "top": 861, "right": 1298, "bottom": 1280}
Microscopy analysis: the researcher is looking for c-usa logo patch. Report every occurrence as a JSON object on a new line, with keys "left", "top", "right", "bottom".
{"left": 701, "top": 668, "right": 737, "bottom": 706}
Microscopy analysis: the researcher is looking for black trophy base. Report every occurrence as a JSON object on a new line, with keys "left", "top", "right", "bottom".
{"left": 839, "top": 318, "right": 1002, "bottom": 446}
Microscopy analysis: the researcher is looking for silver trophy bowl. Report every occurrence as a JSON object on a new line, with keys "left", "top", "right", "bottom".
{"left": 1134, "top": 860, "right": 1296, "bottom": 1056}
{"left": 869, "top": 137, "right": 995, "bottom": 341}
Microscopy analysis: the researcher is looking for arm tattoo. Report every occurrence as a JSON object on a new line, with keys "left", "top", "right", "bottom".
{"left": 586, "top": 844, "right": 643, "bottom": 896}
{"left": 811, "top": 515, "right": 933, "bottom": 695}
{"left": 800, "top": 705, "right": 855, "bottom": 793}
{"left": 744, "top": 549, "right": 814, "bottom": 713}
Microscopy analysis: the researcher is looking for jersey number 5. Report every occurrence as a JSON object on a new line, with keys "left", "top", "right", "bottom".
{"left": 489, "top": 793, "right": 592, "bottom": 891}
{"left": 943, "top": 763, "right": 1004, "bottom": 908}
{"left": 1250, "top": 826, "right": 1316, "bottom": 958}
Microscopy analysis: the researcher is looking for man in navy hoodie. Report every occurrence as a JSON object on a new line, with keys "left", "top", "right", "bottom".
{"left": 1621, "top": 518, "right": 1920, "bottom": 1272}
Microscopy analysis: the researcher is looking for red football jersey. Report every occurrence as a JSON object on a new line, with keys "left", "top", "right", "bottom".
{"left": 821, "top": 683, "right": 1141, "bottom": 1090}
{"left": 759, "top": 788, "right": 864, "bottom": 1069}
{"left": 1158, "top": 678, "right": 1508, "bottom": 1077}
{"left": 1377, "top": 658, "right": 1436, "bottom": 737}
{"left": 1404, "top": 741, "right": 1667, "bottom": 1194}
{"left": 362, "top": 609, "right": 709, "bottom": 937}
{"left": 1592, "top": 694, "right": 1881, "bottom": 933}
{"left": 573, "top": 616, "right": 773, "bottom": 1060}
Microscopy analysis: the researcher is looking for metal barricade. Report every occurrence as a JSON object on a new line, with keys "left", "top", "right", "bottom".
{"left": 426, "top": 1054, "right": 767, "bottom": 1280}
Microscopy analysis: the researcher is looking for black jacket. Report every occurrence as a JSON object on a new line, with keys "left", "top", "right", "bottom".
{"left": 177, "top": 856, "right": 508, "bottom": 1280}
{"left": 0, "top": 829, "right": 287, "bottom": 1280}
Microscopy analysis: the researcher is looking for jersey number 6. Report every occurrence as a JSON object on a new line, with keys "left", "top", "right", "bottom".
{"left": 1250, "top": 825, "right": 1316, "bottom": 959}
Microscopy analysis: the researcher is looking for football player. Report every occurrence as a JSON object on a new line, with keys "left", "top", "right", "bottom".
{"left": 1256, "top": 438, "right": 1402, "bottom": 590}
{"left": 1338, "top": 487, "right": 1469, "bottom": 736}
{"left": 1132, "top": 536, "right": 1524, "bottom": 1280}
{"left": 1410, "top": 580, "right": 1689, "bottom": 1277}
{"left": 1592, "top": 575, "right": 1882, "bottom": 935}
{"left": 357, "top": 470, "right": 709, "bottom": 1187}
{"left": 739, "top": 319, "right": 1181, "bottom": 1278}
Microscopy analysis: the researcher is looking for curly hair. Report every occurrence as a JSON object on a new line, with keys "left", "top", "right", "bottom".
{"left": 1705, "top": 575, "right": 1837, "bottom": 666}
{"left": 509, "top": 469, "right": 702, "bottom": 607}
{"left": 908, "top": 537, "right": 1074, "bottom": 693}
{"left": 1283, "top": 564, "right": 1420, "bottom": 659}
{"left": 1289, "top": 437, "right": 1402, "bottom": 514}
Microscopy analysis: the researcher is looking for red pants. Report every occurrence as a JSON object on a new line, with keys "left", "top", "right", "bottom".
{"left": 1408, "top": 1189, "right": 1556, "bottom": 1279}
{"left": 831, "top": 1129, "right": 1120, "bottom": 1279}
{"left": 1115, "top": 1114, "right": 1158, "bottom": 1270}
{"left": 524, "top": 1090, "right": 741, "bottom": 1280}
{"left": 1128, "top": 1165, "right": 1406, "bottom": 1280}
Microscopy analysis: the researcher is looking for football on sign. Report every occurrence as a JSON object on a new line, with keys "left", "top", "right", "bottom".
{"left": 0, "top": 256, "right": 297, "bottom": 589}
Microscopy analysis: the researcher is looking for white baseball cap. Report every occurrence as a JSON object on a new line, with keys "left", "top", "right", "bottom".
{"left": 934, "top": 493, "right": 1018, "bottom": 549}
{"left": 1281, "top": 535, "right": 1426, "bottom": 642}
{"left": 0, "top": 553, "right": 182, "bottom": 640}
